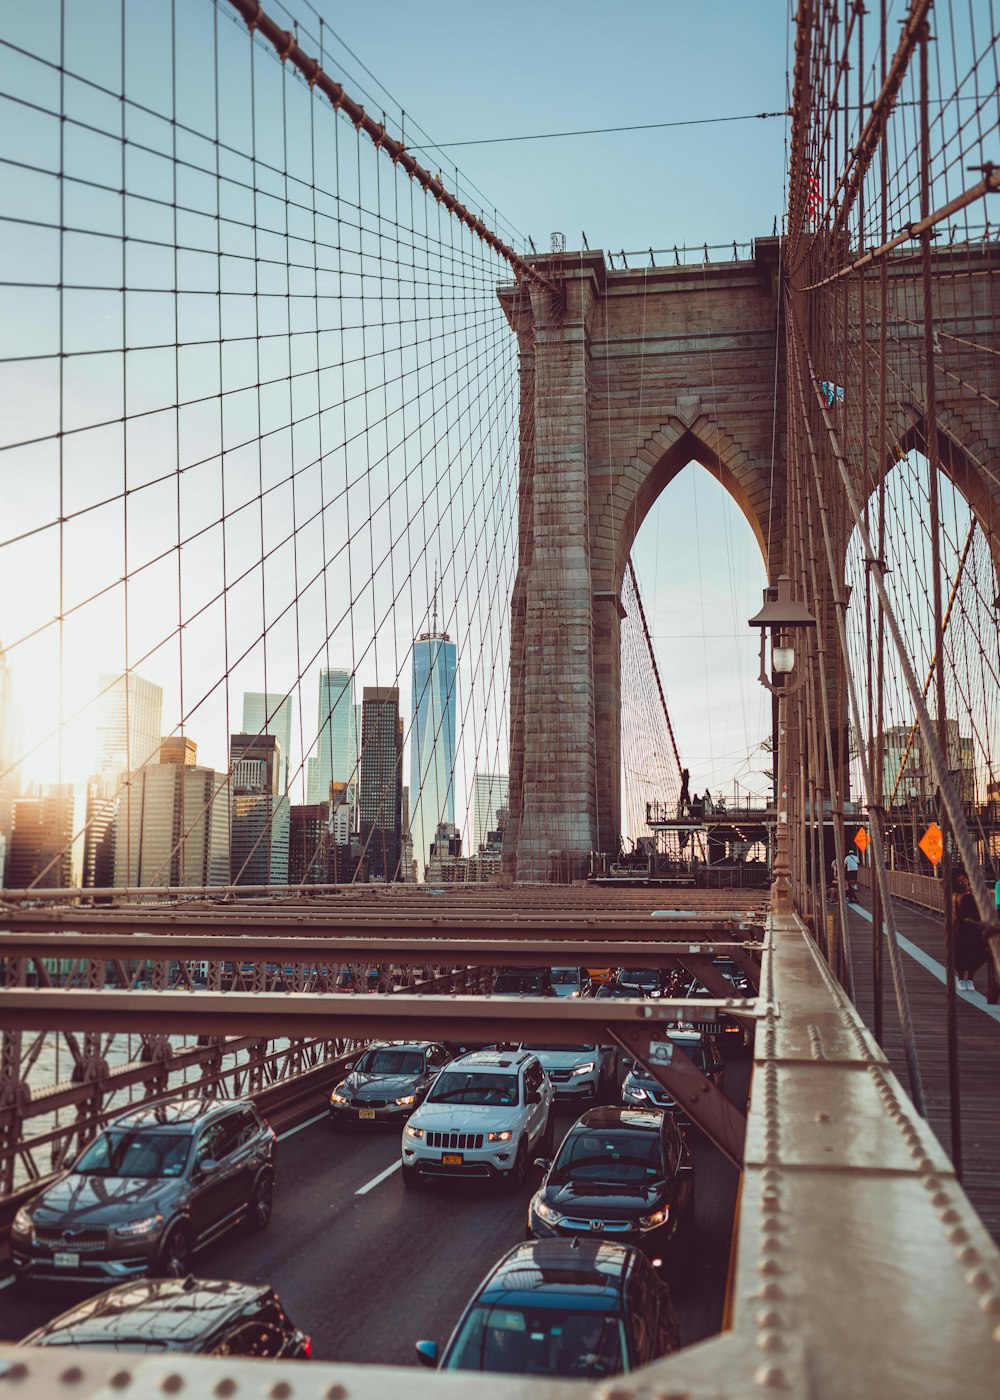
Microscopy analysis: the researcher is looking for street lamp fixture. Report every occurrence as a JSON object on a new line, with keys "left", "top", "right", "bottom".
{"left": 748, "top": 575, "right": 817, "bottom": 914}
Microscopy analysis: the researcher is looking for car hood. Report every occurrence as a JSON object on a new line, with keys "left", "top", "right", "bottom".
{"left": 341, "top": 1071, "right": 420, "bottom": 1098}
{"left": 410, "top": 1102, "right": 519, "bottom": 1133}
{"left": 32, "top": 1172, "right": 180, "bottom": 1225}
{"left": 532, "top": 1050, "right": 596, "bottom": 1070}
{"left": 544, "top": 1179, "right": 667, "bottom": 1217}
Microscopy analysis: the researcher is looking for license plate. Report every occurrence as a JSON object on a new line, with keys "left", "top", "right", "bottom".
{"left": 53, "top": 1251, "right": 80, "bottom": 1269}
{"left": 441, "top": 1152, "right": 463, "bottom": 1166}
{"left": 358, "top": 1109, "right": 376, "bottom": 1120}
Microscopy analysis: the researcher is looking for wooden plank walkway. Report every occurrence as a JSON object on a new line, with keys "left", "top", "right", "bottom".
{"left": 843, "top": 891, "right": 1000, "bottom": 1243}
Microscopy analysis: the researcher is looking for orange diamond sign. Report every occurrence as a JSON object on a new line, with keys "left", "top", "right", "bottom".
{"left": 853, "top": 828, "right": 869, "bottom": 853}
{"left": 919, "top": 822, "right": 944, "bottom": 866}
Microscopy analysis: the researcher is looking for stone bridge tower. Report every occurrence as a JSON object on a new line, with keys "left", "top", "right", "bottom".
{"left": 500, "top": 241, "right": 786, "bottom": 882}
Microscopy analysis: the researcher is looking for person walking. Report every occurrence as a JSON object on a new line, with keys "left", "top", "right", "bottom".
{"left": 843, "top": 849, "right": 860, "bottom": 901}
{"left": 952, "top": 869, "right": 985, "bottom": 992}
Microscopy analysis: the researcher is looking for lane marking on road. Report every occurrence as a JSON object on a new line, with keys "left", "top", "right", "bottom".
{"left": 355, "top": 1160, "right": 401, "bottom": 1195}
{"left": 852, "top": 903, "right": 1000, "bottom": 1025}
{"left": 277, "top": 1111, "right": 328, "bottom": 1142}
{"left": 0, "top": 1275, "right": 13, "bottom": 1291}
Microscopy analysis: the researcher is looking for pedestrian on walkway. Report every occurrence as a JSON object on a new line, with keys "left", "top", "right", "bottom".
{"left": 951, "top": 869, "right": 984, "bottom": 992}
{"left": 843, "top": 850, "right": 859, "bottom": 901}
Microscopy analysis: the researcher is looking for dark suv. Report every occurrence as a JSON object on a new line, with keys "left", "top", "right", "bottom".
{"left": 11, "top": 1098, "right": 276, "bottom": 1286}
{"left": 22, "top": 1277, "right": 310, "bottom": 1358}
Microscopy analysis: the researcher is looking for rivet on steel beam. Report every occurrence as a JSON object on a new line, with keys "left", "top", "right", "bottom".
{"left": 957, "top": 1245, "right": 981, "bottom": 1266}
{"left": 756, "top": 1308, "right": 785, "bottom": 1328}
{"left": 757, "top": 1281, "right": 786, "bottom": 1301}
{"left": 966, "top": 1267, "right": 992, "bottom": 1289}
{"left": 110, "top": 1373, "right": 132, "bottom": 1390}
{"left": 922, "top": 1174, "right": 942, "bottom": 1191}
{"left": 60, "top": 1369, "right": 85, "bottom": 1386}
{"left": 758, "top": 1257, "right": 783, "bottom": 1275}
{"left": 1, "top": 1363, "right": 29, "bottom": 1380}
{"left": 757, "top": 1330, "right": 785, "bottom": 1352}
{"left": 761, "top": 1235, "right": 782, "bottom": 1254}
{"left": 754, "top": 1363, "right": 789, "bottom": 1387}
{"left": 931, "top": 1191, "right": 951, "bottom": 1208}
{"left": 324, "top": 1386, "right": 349, "bottom": 1400}
{"left": 938, "top": 1207, "right": 961, "bottom": 1224}
{"left": 213, "top": 1380, "right": 237, "bottom": 1397}
{"left": 269, "top": 1385, "right": 293, "bottom": 1400}
{"left": 761, "top": 1214, "right": 782, "bottom": 1234}
{"left": 948, "top": 1227, "right": 970, "bottom": 1245}
{"left": 161, "top": 1376, "right": 184, "bottom": 1394}
{"left": 977, "top": 1291, "right": 1000, "bottom": 1315}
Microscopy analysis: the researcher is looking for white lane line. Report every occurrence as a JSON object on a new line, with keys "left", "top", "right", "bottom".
{"left": 0, "top": 1275, "right": 13, "bottom": 1291}
{"left": 852, "top": 903, "right": 1000, "bottom": 1024}
{"left": 355, "top": 1160, "right": 401, "bottom": 1195}
{"left": 277, "top": 1110, "right": 328, "bottom": 1142}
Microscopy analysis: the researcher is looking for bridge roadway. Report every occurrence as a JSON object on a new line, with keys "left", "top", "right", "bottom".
{"left": 0, "top": 1069, "right": 746, "bottom": 1360}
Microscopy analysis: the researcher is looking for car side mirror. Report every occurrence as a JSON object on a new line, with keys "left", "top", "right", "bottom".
{"left": 197, "top": 1158, "right": 221, "bottom": 1176}
{"left": 414, "top": 1340, "right": 439, "bottom": 1367}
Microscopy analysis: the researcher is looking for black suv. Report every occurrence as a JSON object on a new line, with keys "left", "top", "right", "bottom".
{"left": 417, "top": 1237, "right": 679, "bottom": 1377}
{"left": 493, "top": 967, "right": 556, "bottom": 996}
{"left": 22, "top": 1277, "right": 310, "bottom": 1357}
{"left": 11, "top": 1098, "right": 276, "bottom": 1285}
{"left": 528, "top": 1106, "right": 694, "bottom": 1265}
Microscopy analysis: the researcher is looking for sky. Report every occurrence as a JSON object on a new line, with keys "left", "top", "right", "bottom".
{"left": 0, "top": 0, "right": 792, "bottom": 840}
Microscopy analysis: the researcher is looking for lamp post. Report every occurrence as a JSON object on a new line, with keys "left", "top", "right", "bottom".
{"left": 749, "top": 575, "right": 817, "bottom": 915}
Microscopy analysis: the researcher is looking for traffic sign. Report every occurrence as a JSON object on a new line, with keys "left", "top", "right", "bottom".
{"left": 918, "top": 822, "right": 944, "bottom": 866}
{"left": 853, "top": 828, "right": 869, "bottom": 853}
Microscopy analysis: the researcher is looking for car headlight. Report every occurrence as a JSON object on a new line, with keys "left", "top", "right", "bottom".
{"left": 330, "top": 1089, "right": 351, "bottom": 1105}
{"left": 638, "top": 1207, "right": 668, "bottom": 1230}
{"left": 571, "top": 1061, "right": 596, "bottom": 1076}
{"left": 395, "top": 1094, "right": 416, "bottom": 1106}
{"left": 114, "top": 1214, "right": 163, "bottom": 1237}
{"left": 404, "top": 1124, "right": 424, "bottom": 1140}
{"left": 624, "top": 1083, "right": 648, "bottom": 1100}
{"left": 488, "top": 1129, "right": 513, "bottom": 1142}
{"left": 533, "top": 1197, "right": 564, "bottom": 1225}
{"left": 12, "top": 1207, "right": 32, "bottom": 1237}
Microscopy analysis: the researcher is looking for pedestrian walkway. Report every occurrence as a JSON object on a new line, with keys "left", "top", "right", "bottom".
{"left": 843, "top": 892, "right": 1000, "bottom": 1243}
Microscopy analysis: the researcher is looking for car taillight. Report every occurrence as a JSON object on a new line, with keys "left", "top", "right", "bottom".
{"left": 302, "top": 1335, "right": 312, "bottom": 1358}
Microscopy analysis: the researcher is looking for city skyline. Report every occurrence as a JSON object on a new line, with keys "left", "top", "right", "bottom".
{"left": 409, "top": 601, "right": 458, "bottom": 879}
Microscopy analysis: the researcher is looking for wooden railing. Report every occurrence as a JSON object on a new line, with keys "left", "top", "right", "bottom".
{"left": 858, "top": 866, "right": 945, "bottom": 913}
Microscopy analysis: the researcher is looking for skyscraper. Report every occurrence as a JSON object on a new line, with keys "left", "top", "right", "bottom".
{"left": 242, "top": 692, "right": 293, "bottom": 794}
{"left": 7, "top": 787, "right": 74, "bottom": 889}
{"left": 472, "top": 771, "right": 510, "bottom": 852}
{"left": 0, "top": 641, "right": 21, "bottom": 853}
{"left": 95, "top": 672, "right": 163, "bottom": 799}
{"left": 409, "top": 597, "right": 457, "bottom": 879}
{"left": 307, "top": 670, "right": 356, "bottom": 807}
{"left": 113, "top": 760, "right": 228, "bottom": 888}
{"left": 229, "top": 733, "right": 289, "bottom": 887}
{"left": 359, "top": 686, "right": 403, "bottom": 880}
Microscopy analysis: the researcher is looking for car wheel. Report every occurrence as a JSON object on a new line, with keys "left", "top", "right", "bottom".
{"left": 505, "top": 1140, "right": 528, "bottom": 1193}
{"left": 157, "top": 1222, "right": 191, "bottom": 1279}
{"left": 401, "top": 1164, "right": 424, "bottom": 1190}
{"left": 248, "top": 1171, "right": 274, "bottom": 1231}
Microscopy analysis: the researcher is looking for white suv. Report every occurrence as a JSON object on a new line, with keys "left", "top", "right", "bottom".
{"left": 401, "top": 1050, "right": 554, "bottom": 1190}
{"left": 516, "top": 1043, "right": 616, "bottom": 1100}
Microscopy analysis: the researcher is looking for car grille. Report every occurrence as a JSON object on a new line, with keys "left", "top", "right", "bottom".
{"left": 548, "top": 1068, "right": 574, "bottom": 1082}
{"left": 35, "top": 1227, "right": 108, "bottom": 1251}
{"left": 426, "top": 1131, "right": 484, "bottom": 1150}
{"left": 562, "top": 1218, "right": 633, "bottom": 1233}
{"left": 353, "top": 1097, "right": 389, "bottom": 1108}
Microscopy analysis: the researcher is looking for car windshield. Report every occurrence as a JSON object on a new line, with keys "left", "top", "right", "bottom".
{"left": 554, "top": 1129, "right": 665, "bottom": 1183}
{"left": 495, "top": 974, "right": 545, "bottom": 992}
{"left": 428, "top": 1072, "right": 519, "bottom": 1106}
{"left": 521, "top": 1044, "right": 595, "bottom": 1053}
{"left": 359, "top": 1049, "right": 423, "bottom": 1075}
{"left": 74, "top": 1129, "right": 191, "bottom": 1179}
{"left": 550, "top": 970, "right": 580, "bottom": 985}
{"left": 618, "top": 969, "right": 657, "bottom": 983}
{"left": 445, "top": 1303, "right": 625, "bottom": 1378}
{"left": 596, "top": 984, "right": 640, "bottom": 998}
{"left": 634, "top": 1041, "right": 707, "bottom": 1075}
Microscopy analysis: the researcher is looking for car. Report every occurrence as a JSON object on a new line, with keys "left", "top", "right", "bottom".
{"left": 20, "top": 1277, "right": 310, "bottom": 1358}
{"left": 550, "top": 966, "right": 590, "bottom": 998}
{"left": 614, "top": 968, "right": 673, "bottom": 997}
{"left": 527, "top": 1106, "right": 694, "bottom": 1265}
{"left": 584, "top": 967, "right": 616, "bottom": 986}
{"left": 10, "top": 1098, "right": 275, "bottom": 1285}
{"left": 415, "top": 1237, "right": 680, "bottom": 1377}
{"left": 516, "top": 1043, "right": 616, "bottom": 1100}
{"left": 492, "top": 967, "right": 556, "bottom": 996}
{"left": 681, "top": 978, "right": 751, "bottom": 1052}
{"left": 713, "top": 957, "right": 752, "bottom": 994}
{"left": 401, "top": 1049, "right": 554, "bottom": 1189}
{"left": 621, "top": 1029, "right": 724, "bottom": 1120}
{"left": 592, "top": 981, "right": 650, "bottom": 1000}
{"left": 329, "top": 1041, "right": 451, "bottom": 1125}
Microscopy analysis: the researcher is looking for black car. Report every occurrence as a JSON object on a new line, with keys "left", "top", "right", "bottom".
{"left": 593, "top": 981, "right": 650, "bottom": 1000}
{"left": 11, "top": 1098, "right": 275, "bottom": 1285}
{"left": 614, "top": 968, "right": 672, "bottom": 997}
{"left": 621, "top": 1029, "right": 724, "bottom": 1121}
{"left": 493, "top": 967, "right": 556, "bottom": 996}
{"left": 527, "top": 1106, "right": 694, "bottom": 1265}
{"left": 416, "top": 1237, "right": 679, "bottom": 1377}
{"left": 21, "top": 1277, "right": 310, "bottom": 1358}
{"left": 329, "top": 1041, "right": 451, "bottom": 1125}
{"left": 682, "top": 978, "right": 751, "bottom": 1052}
